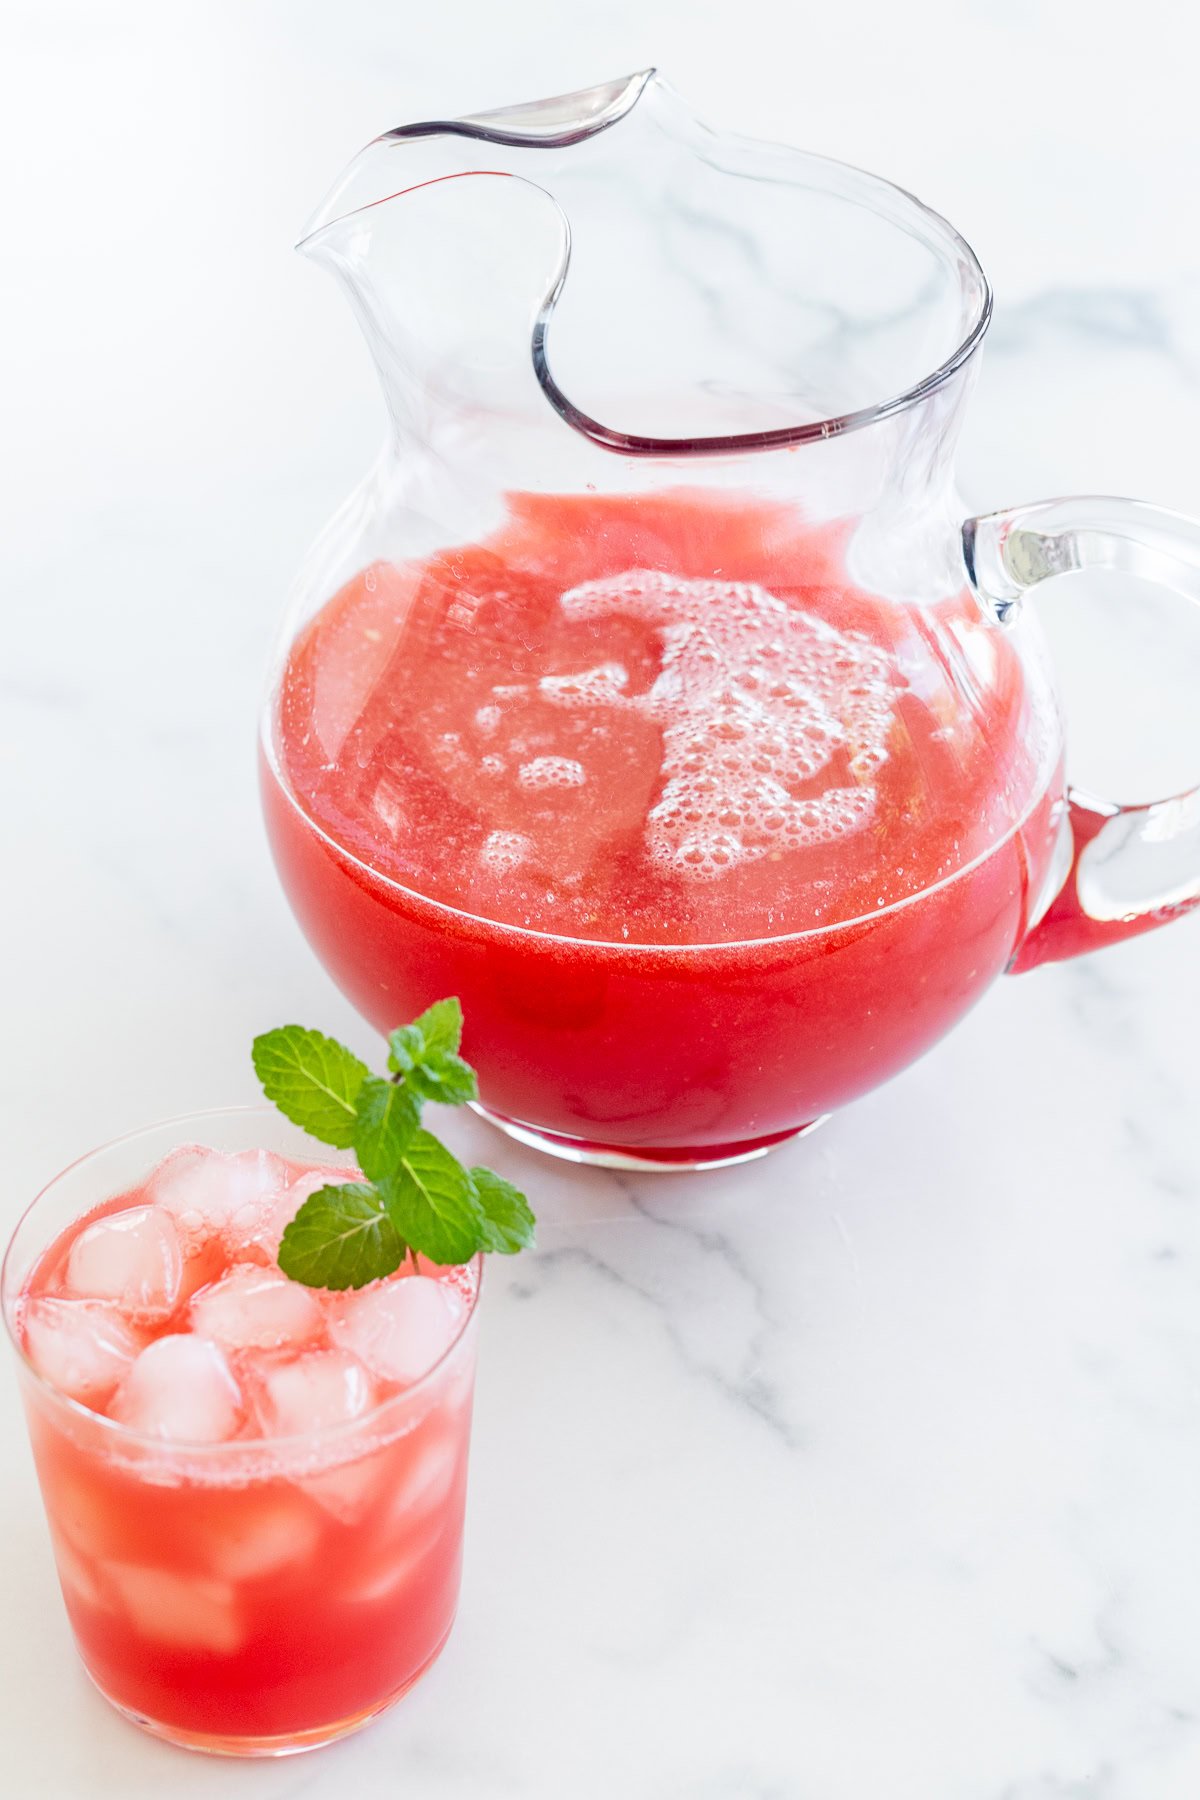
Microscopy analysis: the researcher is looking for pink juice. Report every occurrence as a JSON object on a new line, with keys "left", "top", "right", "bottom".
{"left": 12, "top": 1146, "right": 478, "bottom": 1750}
{"left": 264, "top": 492, "right": 1062, "bottom": 1158}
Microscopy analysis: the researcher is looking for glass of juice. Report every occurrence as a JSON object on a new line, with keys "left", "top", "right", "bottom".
{"left": 2, "top": 1108, "right": 480, "bottom": 1756}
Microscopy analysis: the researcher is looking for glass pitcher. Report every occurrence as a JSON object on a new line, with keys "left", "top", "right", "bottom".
{"left": 260, "top": 71, "right": 1200, "bottom": 1171}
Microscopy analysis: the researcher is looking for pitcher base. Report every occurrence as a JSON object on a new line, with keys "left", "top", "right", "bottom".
{"left": 472, "top": 1105, "right": 828, "bottom": 1171}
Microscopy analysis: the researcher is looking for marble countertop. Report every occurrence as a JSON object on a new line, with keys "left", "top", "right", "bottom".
{"left": 4, "top": 4, "right": 1200, "bottom": 1796}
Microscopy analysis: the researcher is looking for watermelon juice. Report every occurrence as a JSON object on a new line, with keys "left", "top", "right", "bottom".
{"left": 3, "top": 1122, "right": 479, "bottom": 1754}
{"left": 263, "top": 492, "right": 1063, "bottom": 1163}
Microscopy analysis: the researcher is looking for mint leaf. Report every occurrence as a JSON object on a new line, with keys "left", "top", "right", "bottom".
{"left": 379, "top": 1131, "right": 485, "bottom": 1265}
{"left": 408, "top": 1051, "right": 478, "bottom": 1106}
{"left": 412, "top": 997, "right": 463, "bottom": 1057}
{"left": 471, "top": 1167, "right": 536, "bottom": 1254}
{"left": 387, "top": 999, "right": 477, "bottom": 1104}
{"left": 386, "top": 997, "right": 461, "bottom": 1075}
{"left": 278, "top": 1182, "right": 406, "bottom": 1289}
{"left": 353, "top": 1075, "right": 422, "bottom": 1181}
{"left": 252, "top": 1026, "right": 369, "bottom": 1149}
{"left": 386, "top": 1023, "right": 423, "bottom": 1078}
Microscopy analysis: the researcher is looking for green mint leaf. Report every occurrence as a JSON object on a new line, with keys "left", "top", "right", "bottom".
{"left": 470, "top": 1167, "right": 536, "bottom": 1254}
{"left": 407, "top": 1051, "right": 478, "bottom": 1107}
{"left": 387, "top": 999, "right": 477, "bottom": 1104}
{"left": 378, "top": 1131, "right": 485, "bottom": 1265}
{"left": 278, "top": 1182, "right": 406, "bottom": 1290}
{"left": 353, "top": 1075, "right": 422, "bottom": 1181}
{"left": 386, "top": 1023, "right": 422, "bottom": 1078}
{"left": 252, "top": 1025, "right": 369, "bottom": 1149}
{"left": 411, "top": 997, "right": 463, "bottom": 1057}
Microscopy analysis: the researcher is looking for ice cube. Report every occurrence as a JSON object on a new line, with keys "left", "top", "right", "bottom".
{"left": 301, "top": 1452, "right": 385, "bottom": 1525}
{"left": 329, "top": 1276, "right": 465, "bottom": 1387}
{"left": 234, "top": 1168, "right": 346, "bottom": 1263}
{"left": 50, "top": 1470, "right": 139, "bottom": 1561}
{"left": 397, "top": 1434, "right": 459, "bottom": 1519}
{"left": 22, "top": 1296, "right": 142, "bottom": 1404}
{"left": 111, "top": 1334, "right": 243, "bottom": 1443}
{"left": 107, "top": 1563, "right": 242, "bottom": 1654}
{"left": 49, "top": 1532, "right": 112, "bottom": 1613}
{"left": 65, "top": 1205, "right": 183, "bottom": 1321}
{"left": 255, "top": 1348, "right": 374, "bottom": 1439}
{"left": 189, "top": 1264, "right": 323, "bottom": 1352}
{"left": 347, "top": 1514, "right": 446, "bottom": 1605}
{"left": 197, "top": 1493, "right": 321, "bottom": 1581}
{"left": 149, "top": 1146, "right": 290, "bottom": 1251}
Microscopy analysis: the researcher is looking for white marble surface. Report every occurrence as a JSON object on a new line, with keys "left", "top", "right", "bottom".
{"left": 4, "top": 4, "right": 1200, "bottom": 1795}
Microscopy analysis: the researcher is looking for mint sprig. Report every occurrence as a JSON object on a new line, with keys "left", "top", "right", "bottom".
{"left": 252, "top": 1001, "right": 535, "bottom": 1289}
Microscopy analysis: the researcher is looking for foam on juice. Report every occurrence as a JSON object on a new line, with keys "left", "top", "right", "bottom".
{"left": 556, "top": 568, "right": 895, "bottom": 879}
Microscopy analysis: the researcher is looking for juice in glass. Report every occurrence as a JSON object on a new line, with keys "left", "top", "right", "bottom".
{"left": 3, "top": 1111, "right": 479, "bottom": 1755}
{"left": 263, "top": 492, "right": 1062, "bottom": 1163}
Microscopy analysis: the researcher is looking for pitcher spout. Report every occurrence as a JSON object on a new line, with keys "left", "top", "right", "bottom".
{"left": 296, "top": 68, "right": 656, "bottom": 252}
{"left": 296, "top": 69, "right": 988, "bottom": 462}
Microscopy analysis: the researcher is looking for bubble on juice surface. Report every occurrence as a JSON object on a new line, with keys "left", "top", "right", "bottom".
{"left": 329, "top": 1276, "right": 465, "bottom": 1387}
{"left": 147, "top": 1146, "right": 290, "bottom": 1253}
{"left": 22, "top": 1297, "right": 142, "bottom": 1405}
{"left": 65, "top": 1205, "right": 183, "bottom": 1322}
{"left": 538, "top": 662, "right": 629, "bottom": 706}
{"left": 254, "top": 1347, "right": 375, "bottom": 1439}
{"left": 517, "top": 755, "right": 586, "bottom": 790}
{"left": 106, "top": 1564, "right": 243, "bottom": 1654}
{"left": 111, "top": 1334, "right": 244, "bottom": 1443}
{"left": 558, "top": 568, "right": 898, "bottom": 878}
{"left": 189, "top": 1264, "right": 324, "bottom": 1353}
{"left": 480, "top": 829, "right": 533, "bottom": 873}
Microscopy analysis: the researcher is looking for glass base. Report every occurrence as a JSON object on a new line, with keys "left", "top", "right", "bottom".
{"left": 85, "top": 1622, "right": 453, "bottom": 1757}
{"left": 472, "top": 1104, "right": 828, "bottom": 1171}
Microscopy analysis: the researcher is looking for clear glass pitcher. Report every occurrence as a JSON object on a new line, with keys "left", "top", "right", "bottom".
{"left": 261, "top": 71, "right": 1200, "bottom": 1170}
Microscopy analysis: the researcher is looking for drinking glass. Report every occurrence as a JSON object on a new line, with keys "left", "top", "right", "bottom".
{"left": 3, "top": 1109, "right": 480, "bottom": 1755}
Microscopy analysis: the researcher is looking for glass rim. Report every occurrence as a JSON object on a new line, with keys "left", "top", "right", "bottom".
{"left": 1, "top": 1103, "right": 483, "bottom": 1459}
{"left": 260, "top": 720, "right": 1059, "bottom": 953}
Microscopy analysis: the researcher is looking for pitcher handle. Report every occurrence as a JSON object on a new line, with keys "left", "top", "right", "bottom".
{"left": 962, "top": 496, "right": 1200, "bottom": 973}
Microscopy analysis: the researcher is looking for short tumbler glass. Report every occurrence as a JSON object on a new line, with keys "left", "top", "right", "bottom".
{"left": 2, "top": 1108, "right": 480, "bottom": 1756}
